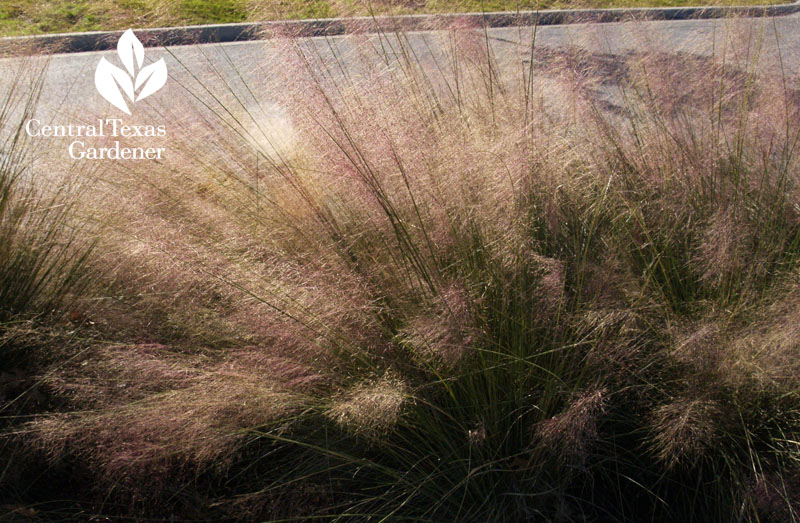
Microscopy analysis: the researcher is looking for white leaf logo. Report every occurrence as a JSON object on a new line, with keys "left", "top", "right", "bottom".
{"left": 135, "top": 59, "right": 167, "bottom": 101}
{"left": 117, "top": 28, "right": 144, "bottom": 77}
{"left": 95, "top": 29, "right": 167, "bottom": 115}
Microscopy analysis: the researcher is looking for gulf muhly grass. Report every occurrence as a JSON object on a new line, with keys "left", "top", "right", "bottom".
{"left": 0, "top": 58, "right": 98, "bottom": 514}
{"left": 4, "top": 16, "right": 800, "bottom": 521}
{"left": 0, "top": 59, "right": 95, "bottom": 334}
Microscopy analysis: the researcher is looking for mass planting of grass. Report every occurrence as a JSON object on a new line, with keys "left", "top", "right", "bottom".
{"left": 2, "top": 16, "right": 800, "bottom": 521}
{"left": 0, "top": 0, "right": 791, "bottom": 37}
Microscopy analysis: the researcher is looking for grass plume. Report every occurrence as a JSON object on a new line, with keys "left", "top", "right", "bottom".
{"left": 3, "top": 16, "right": 800, "bottom": 521}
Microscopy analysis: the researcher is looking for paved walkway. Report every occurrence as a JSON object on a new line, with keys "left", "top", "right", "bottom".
{"left": 0, "top": 13, "right": 797, "bottom": 177}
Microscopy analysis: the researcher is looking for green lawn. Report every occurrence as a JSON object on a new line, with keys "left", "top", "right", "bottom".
{"left": 0, "top": 0, "right": 791, "bottom": 37}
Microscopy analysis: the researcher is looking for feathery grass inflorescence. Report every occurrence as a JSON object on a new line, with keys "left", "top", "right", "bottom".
{"left": 3, "top": 17, "right": 800, "bottom": 521}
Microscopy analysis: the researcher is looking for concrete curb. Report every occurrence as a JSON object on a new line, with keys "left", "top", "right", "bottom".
{"left": 2, "top": 3, "right": 799, "bottom": 55}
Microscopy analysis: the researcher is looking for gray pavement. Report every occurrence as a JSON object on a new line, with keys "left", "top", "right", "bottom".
{"left": 6, "top": 13, "right": 797, "bottom": 113}
{"left": 1, "top": 13, "right": 798, "bottom": 180}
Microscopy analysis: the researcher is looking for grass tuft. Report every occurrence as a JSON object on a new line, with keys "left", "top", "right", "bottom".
{"left": 3, "top": 16, "right": 800, "bottom": 521}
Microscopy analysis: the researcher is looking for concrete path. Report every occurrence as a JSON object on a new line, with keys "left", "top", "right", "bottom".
{"left": 0, "top": 13, "right": 797, "bottom": 180}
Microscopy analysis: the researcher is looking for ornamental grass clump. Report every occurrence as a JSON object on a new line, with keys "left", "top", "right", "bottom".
{"left": 3, "top": 17, "right": 800, "bottom": 521}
